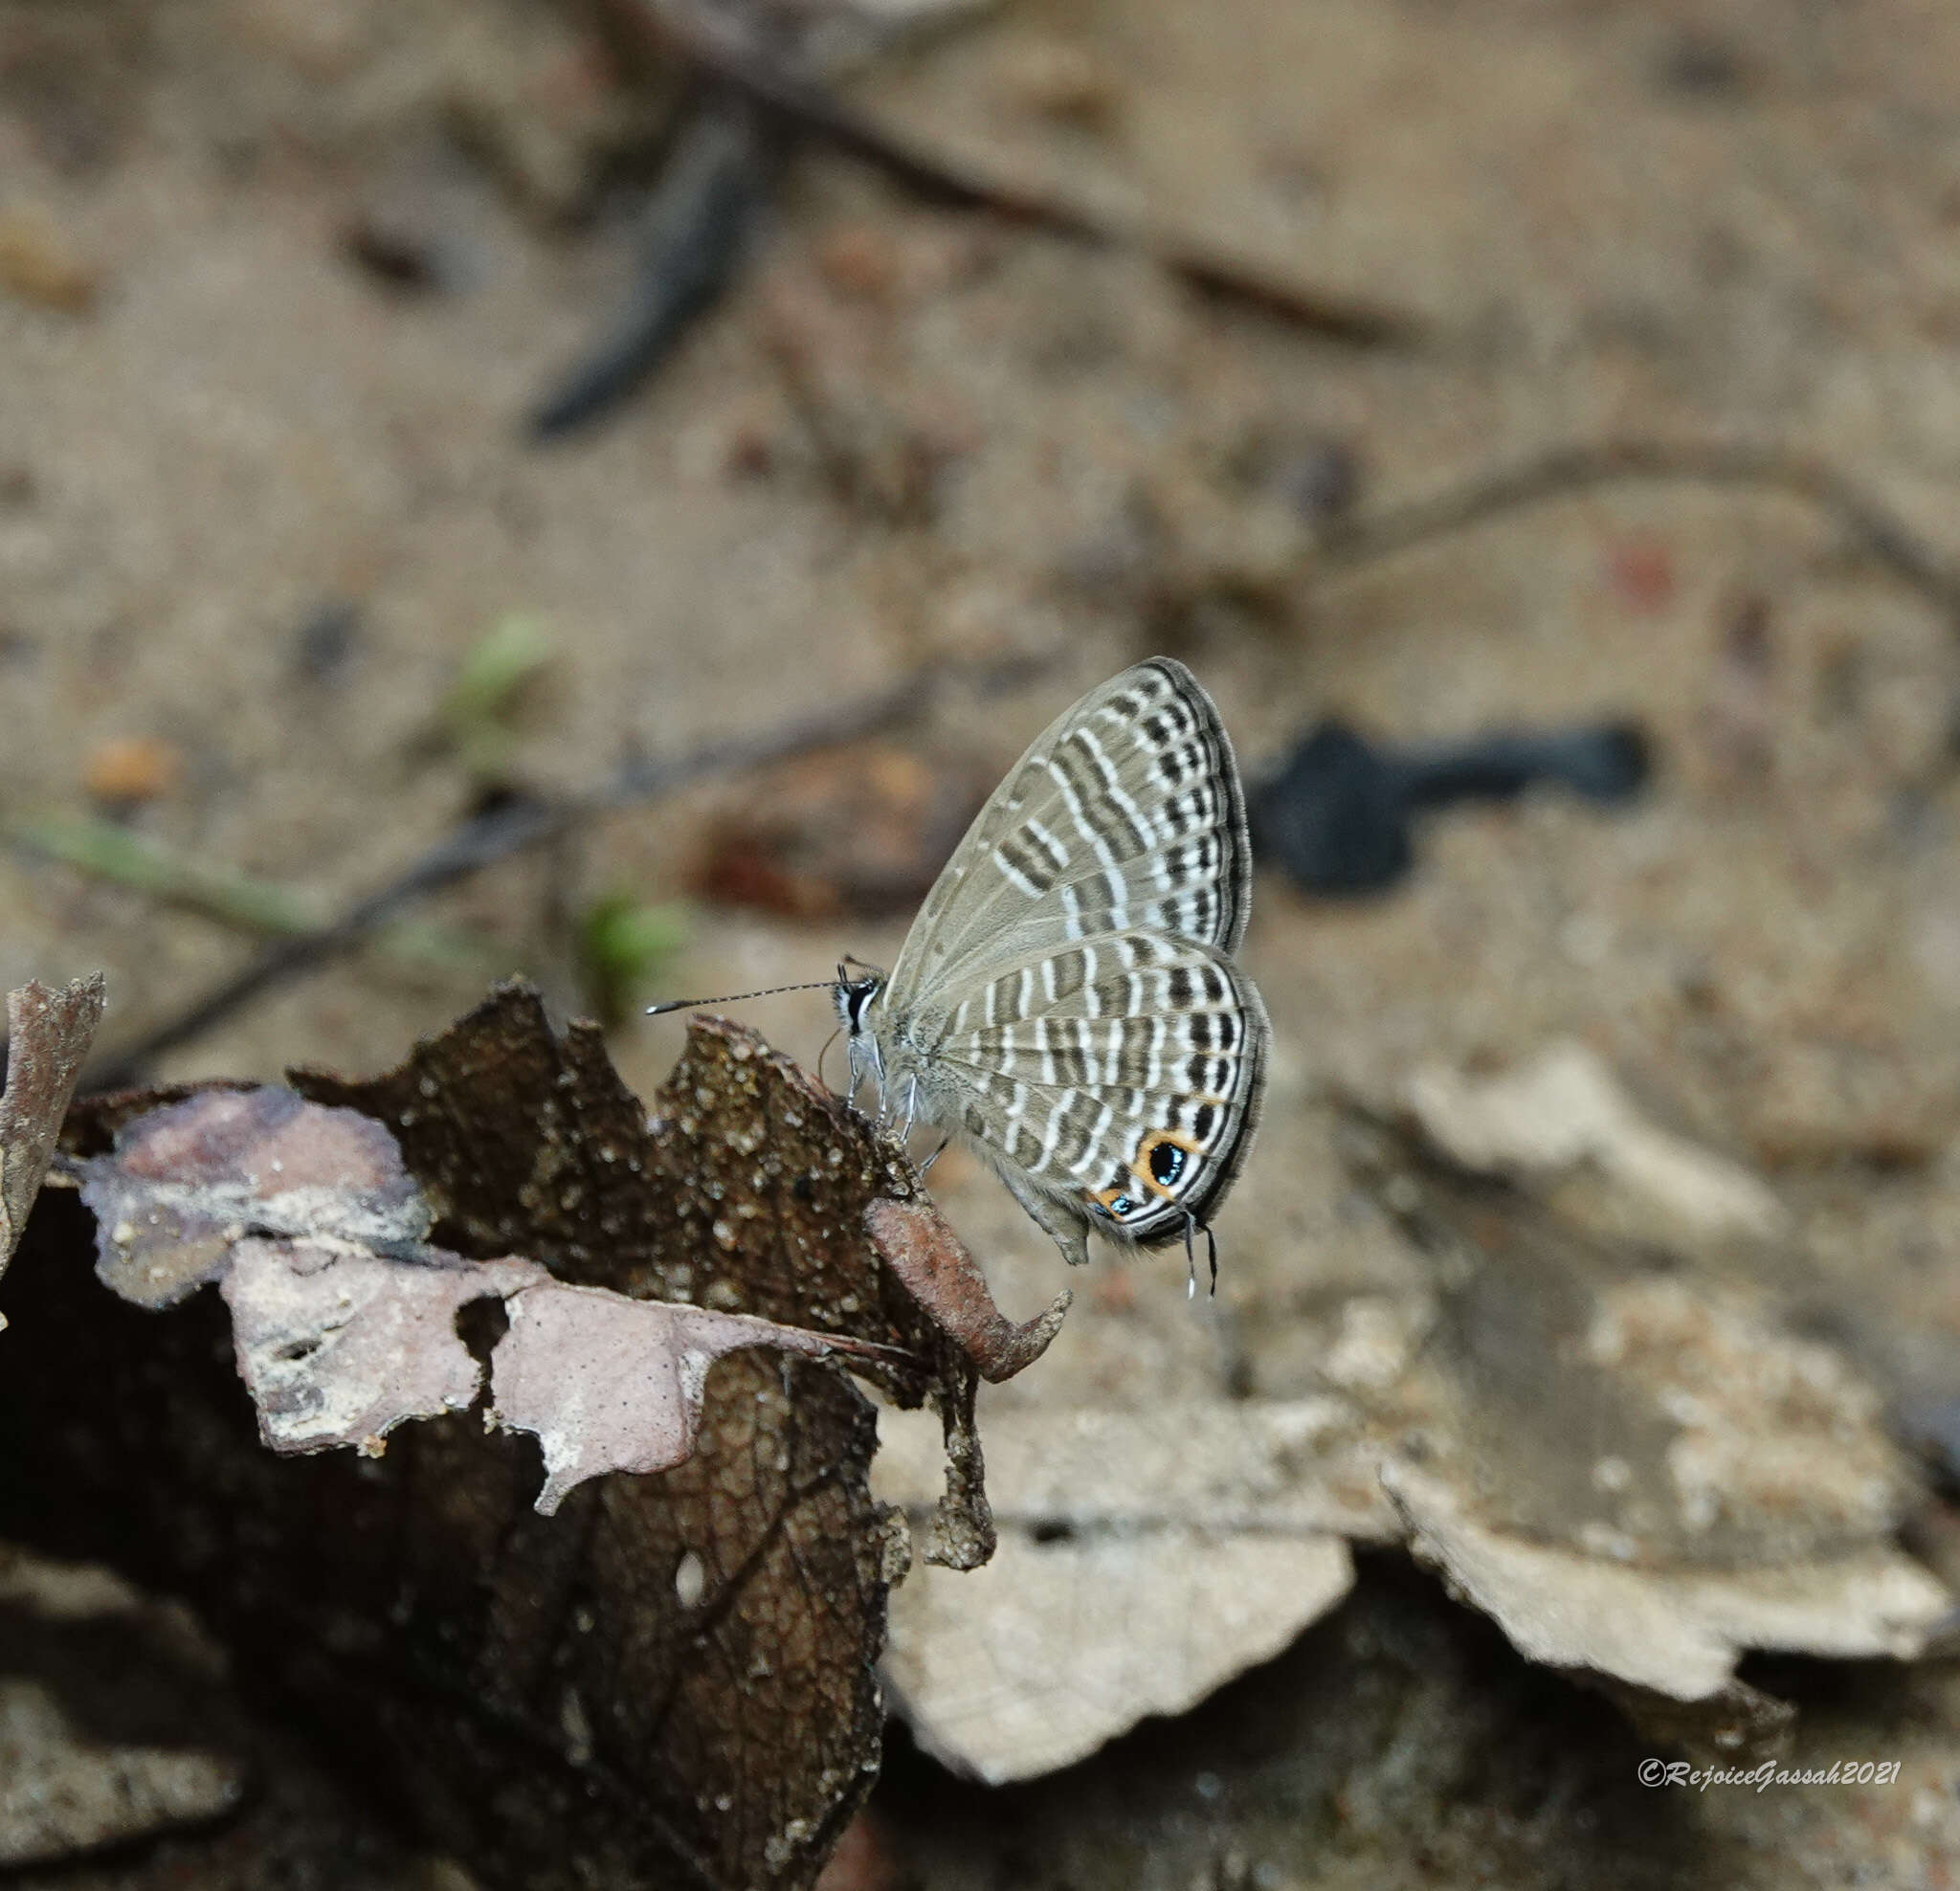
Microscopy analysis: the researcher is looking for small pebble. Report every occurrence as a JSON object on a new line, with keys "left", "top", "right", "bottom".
{"left": 342, "top": 212, "right": 446, "bottom": 294}
{"left": 0, "top": 202, "right": 100, "bottom": 312}
{"left": 997, "top": 37, "right": 1120, "bottom": 127}
{"left": 1605, "top": 535, "right": 1676, "bottom": 613}
{"left": 83, "top": 735, "right": 182, "bottom": 808}
{"left": 1273, "top": 438, "right": 1362, "bottom": 522}
{"left": 814, "top": 224, "right": 900, "bottom": 303}
{"left": 1655, "top": 31, "right": 1748, "bottom": 97}
{"left": 292, "top": 600, "right": 361, "bottom": 685}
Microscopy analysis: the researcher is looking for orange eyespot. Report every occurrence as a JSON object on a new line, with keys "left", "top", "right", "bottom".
{"left": 1133, "top": 1128, "right": 1202, "bottom": 1200}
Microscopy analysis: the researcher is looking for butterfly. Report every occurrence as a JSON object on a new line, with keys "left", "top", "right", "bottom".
{"left": 657, "top": 659, "right": 1268, "bottom": 1287}
{"left": 832, "top": 658, "right": 1267, "bottom": 1286}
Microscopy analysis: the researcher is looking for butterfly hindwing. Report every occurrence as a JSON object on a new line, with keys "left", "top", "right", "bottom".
{"left": 919, "top": 930, "right": 1266, "bottom": 1247}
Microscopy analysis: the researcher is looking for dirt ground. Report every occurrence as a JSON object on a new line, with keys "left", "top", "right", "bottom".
{"left": 7, "top": 0, "right": 1960, "bottom": 1885}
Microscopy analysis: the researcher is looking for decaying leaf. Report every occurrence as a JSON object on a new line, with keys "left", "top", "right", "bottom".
{"left": 866, "top": 1195, "right": 1070, "bottom": 1385}
{"left": 1384, "top": 1461, "right": 1946, "bottom": 1755}
{"left": 0, "top": 975, "right": 105, "bottom": 1301}
{"left": 294, "top": 994, "right": 1003, "bottom": 1566}
{"left": 876, "top": 1041, "right": 1951, "bottom": 1785}
{"left": 10, "top": 985, "right": 991, "bottom": 1891}
{"left": 489, "top": 1276, "right": 901, "bottom": 1514}
{"left": 1355, "top": 1099, "right": 1951, "bottom": 1760}
{"left": 874, "top": 1396, "right": 1392, "bottom": 1782}
{"left": 78, "top": 1077, "right": 907, "bottom": 1498}
{"left": 80, "top": 1086, "right": 433, "bottom": 1309}
{"left": 1404, "top": 1037, "right": 1785, "bottom": 1245}
{"left": 221, "top": 1235, "right": 544, "bottom": 1456}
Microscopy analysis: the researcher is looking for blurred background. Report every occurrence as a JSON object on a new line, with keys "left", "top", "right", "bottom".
{"left": 7, "top": 0, "right": 1960, "bottom": 1885}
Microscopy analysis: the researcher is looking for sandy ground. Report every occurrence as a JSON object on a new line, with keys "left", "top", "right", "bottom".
{"left": 7, "top": 0, "right": 1960, "bottom": 1884}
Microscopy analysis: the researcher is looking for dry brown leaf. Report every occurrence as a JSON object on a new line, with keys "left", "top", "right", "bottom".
{"left": 865, "top": 1194, "right": 1069, "bottom": 1384}
{"left": 0, "top": 976, "right": 105, "bottom": 1297}
{"left": 295, "top": 994, "right": 1000, "bottom": 1564}
{"left": 11, "top": 986, "right": 987, "bottom": 1891}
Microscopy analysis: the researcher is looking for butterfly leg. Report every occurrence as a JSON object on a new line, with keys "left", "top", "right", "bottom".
{"left": 918, "top": 1134, "right": 951, "bottom": 1175}
{"left": 998, "top": 1165, "right": 1091, "bottom": 1267}
{"left": 1181, "top": 1212, "right": 1198, "bottom": 1301}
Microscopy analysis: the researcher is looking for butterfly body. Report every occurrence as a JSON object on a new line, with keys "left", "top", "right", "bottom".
{"left": 837, "top": 658, "right": 1269, "bottom": 1272}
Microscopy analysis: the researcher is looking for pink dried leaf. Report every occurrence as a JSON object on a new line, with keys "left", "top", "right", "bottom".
{"left": 489, "top": 1278, "right": 903, "bottom": 1515}
{"left": 1, "top": 975, "right": 106, "bottom": 1278}
{"left": 80, "top": 1088, "right": 432, "bottom": 1308}
{"left": 222, "top": 1237, "right": 546, "bottom": 1457}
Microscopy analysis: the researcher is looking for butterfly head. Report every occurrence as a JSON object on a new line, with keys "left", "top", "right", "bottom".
{"left": 832, "top": 957, "right": 885, "bottom": 1037}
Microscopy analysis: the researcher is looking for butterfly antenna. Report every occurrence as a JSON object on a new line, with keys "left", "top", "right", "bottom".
{"left": 646, "top": 981, "right": 834, "bottom": 1016}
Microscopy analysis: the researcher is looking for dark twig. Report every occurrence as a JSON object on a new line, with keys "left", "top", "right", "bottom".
{"left": 592, "top": 0, "right": 1419, "bottom": 346}
{"left": 528, "top": 94, "right": 773, "bottom": 440}
{"left": 1314, "top": 439, "right": 1960, "bottom": 631}
{"left": 0, "top": 975, "right": 106, "bottom": 1261}
{"left": 78, "top": 666, "right": 1014, "bottom": 1091}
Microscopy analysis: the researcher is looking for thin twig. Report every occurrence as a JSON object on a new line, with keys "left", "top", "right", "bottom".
{"left": 594, "top": 0, "right": 1419, "bottom": 346}
{"left": 78, "top": 664, "right": 1022, "bottom": 1091}
{"left": 528, "top": 94, "right": 773, "bottom": 440}
{"left": 1314, "top": 439, "right": 1960, "bottom": 631}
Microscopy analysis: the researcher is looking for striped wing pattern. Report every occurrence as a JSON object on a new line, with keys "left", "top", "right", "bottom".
{"left": 865, "top": 656, "right": 1267, "bottom": 1266}
{"left": 885, "top": 658, "right": 1251, "bottom": 1011}
{"left": 929, "top": 931, "right": 1265, "bottom": 1240}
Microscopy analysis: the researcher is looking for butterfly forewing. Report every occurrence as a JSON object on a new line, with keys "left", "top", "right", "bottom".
{"left": 885, "top": 658, "right": 1251, "bottom": 1012}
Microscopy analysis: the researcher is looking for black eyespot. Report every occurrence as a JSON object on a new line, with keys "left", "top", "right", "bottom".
{"left": 1110, "top": 1195, "right": 1136, "bottom": 1217}
{"left": 1149, "top": 1143, "right": 1186, "bottom": 1187}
